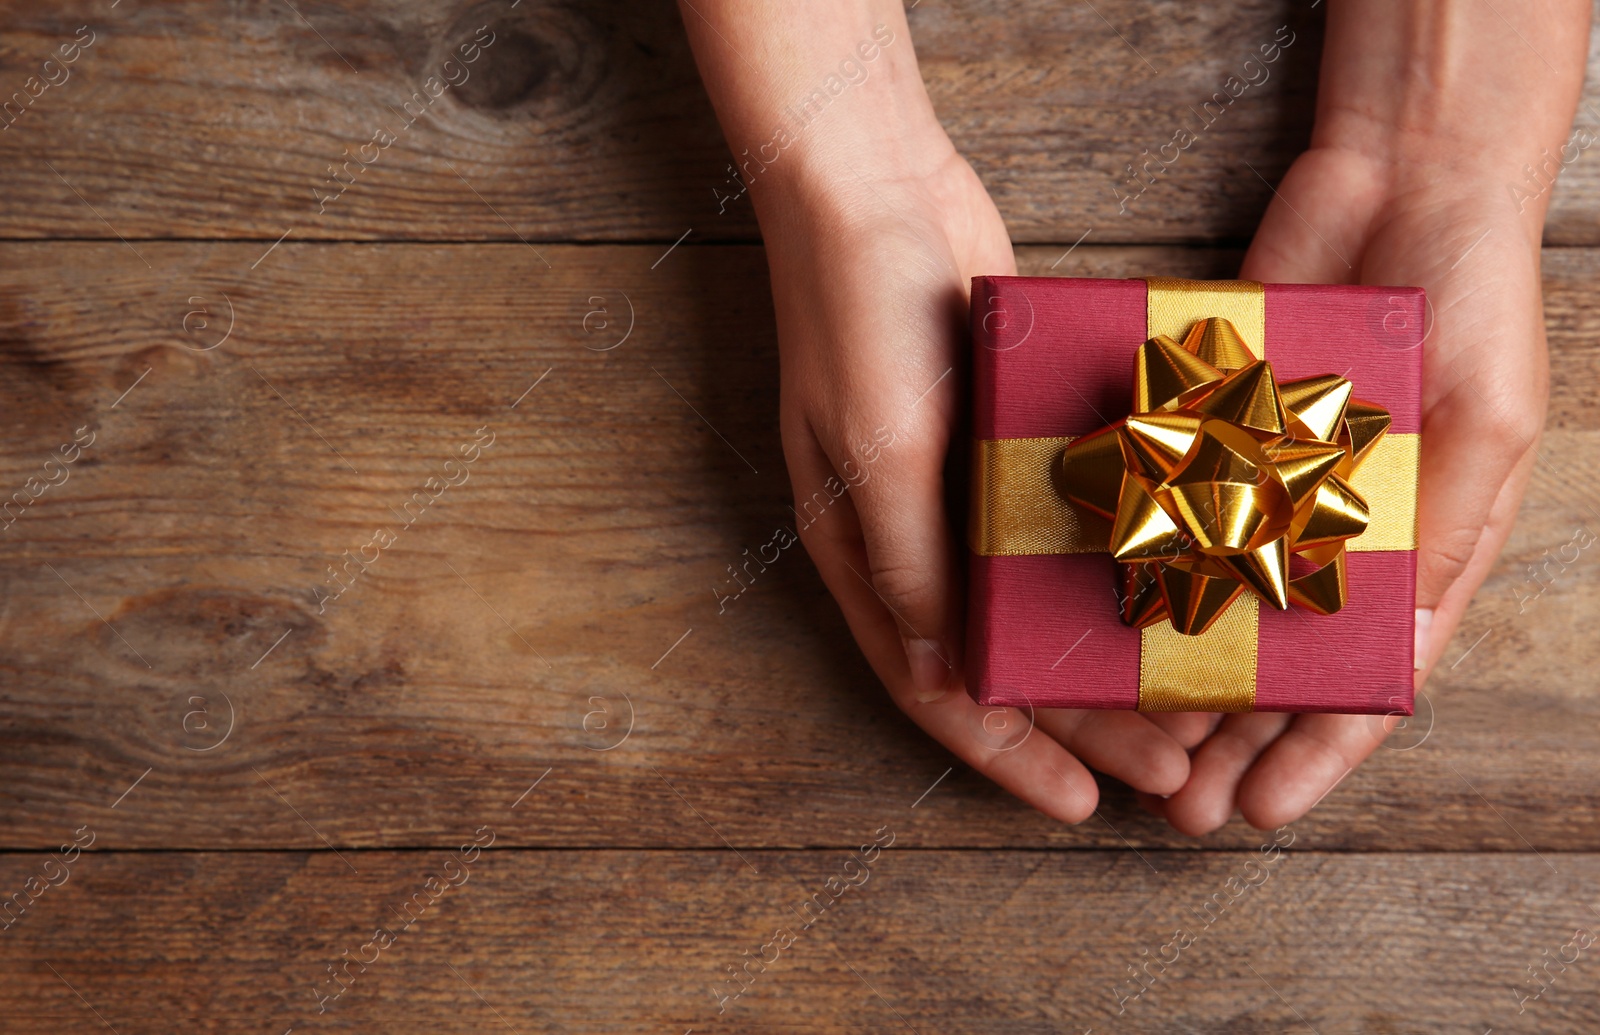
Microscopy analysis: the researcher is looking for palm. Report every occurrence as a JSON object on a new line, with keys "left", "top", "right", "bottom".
{"left": 1149, "top": 147, "right": 1547, "bottom": 833}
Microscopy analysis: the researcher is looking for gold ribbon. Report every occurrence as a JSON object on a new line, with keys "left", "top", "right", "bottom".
{"left": 1140, "top": 281, "right": 1265, "bottom": 711}
{"left": 969, "top": 279, "right": 1419, "bottom": 712}
{"left": 969, "top": 433, "right": 1417, "bottom": 556}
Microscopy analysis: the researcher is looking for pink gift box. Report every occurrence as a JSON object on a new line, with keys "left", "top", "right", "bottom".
{"left": 966, "top": 276, "right": 1423, "bottom": 714}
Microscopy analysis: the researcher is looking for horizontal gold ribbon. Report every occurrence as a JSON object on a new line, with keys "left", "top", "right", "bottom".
{"left": 968, "top": 432, "right": 1418, "bottom": 556}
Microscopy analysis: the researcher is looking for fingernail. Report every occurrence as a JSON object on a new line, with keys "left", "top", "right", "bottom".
{"left": 906, "top": 638, "right": 951, "bottom": 702}
{"left": 1414, "top": 609, "right": 1433, "bottom": 671}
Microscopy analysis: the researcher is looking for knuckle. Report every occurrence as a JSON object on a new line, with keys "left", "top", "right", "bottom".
{"left": 796, "top": 500, "right": 861, "bottom": 551}
{"left": 1504, "top": 394, "right": 1548, "bottom": 446}
{"left": 1475, "top": 390, "right": 1546, "bottom": 463}
{"left": 868, "top": 561, "right": 939, "bottom": 623}
{"left": 1420, "top": 524, "right": 1483, "bottom": 591}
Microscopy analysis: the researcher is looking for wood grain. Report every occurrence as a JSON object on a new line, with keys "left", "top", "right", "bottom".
{"left": 0, "top": 848, "right": 1596, "bottom": 1034}
{"left": 0, "top": 242, "right": 1594, "bottom": 851}
{"left": 1, "top": 1, "right": 1599, "bottom": 243}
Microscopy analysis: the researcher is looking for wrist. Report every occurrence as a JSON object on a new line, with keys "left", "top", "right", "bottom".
{"left": 1313, "top": 0, "right": 1590, "bottom": 228}
{"left": 734, "top": 59, "right": 959, "bottom": 241}
{"left": 747, "top": 114, "right": 968, "bottom": 245}
{"left": 677, "top": 2, "right": 961, "bottom": 240}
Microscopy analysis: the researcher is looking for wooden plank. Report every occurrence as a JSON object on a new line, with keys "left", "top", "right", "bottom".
{"left": 2, "top": 2, "right": 1600, "bottom": 243}
{"left": 0, "top": 242, "right": 1595, "bottom": 850}
{"left": 0, "top": 848, "right": 1596, "bottom": 1033}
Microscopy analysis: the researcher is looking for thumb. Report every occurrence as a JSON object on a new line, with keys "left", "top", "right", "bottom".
{"left": 825, "top": 408, "right": 962, "bottom": 703}
{"left": 1413, "top": 391, "right": 1542, "bottom": 674}
{"left": 1414, "top": 382, "right": 1541, "bottom": 608}
{"left": 780, "top": 375, "right": 953, "bottom": 707}
{"left": 1409, "top": 236, "right": 1548, "bottom": 671}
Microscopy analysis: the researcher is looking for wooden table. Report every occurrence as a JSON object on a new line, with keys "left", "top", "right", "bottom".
{"left": 1, "top": 2, "right": 1597, "bottom": 1031}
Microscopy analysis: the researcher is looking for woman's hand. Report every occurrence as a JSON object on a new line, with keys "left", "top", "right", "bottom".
{"left": 1147, "top": 0, "right": 1591, "bottom": 835}
{"left": 769, "top": 133, "right": 1198, "bottom": 821}
{"left": 680, "top": 0, "right": 1194, "bottom": 821}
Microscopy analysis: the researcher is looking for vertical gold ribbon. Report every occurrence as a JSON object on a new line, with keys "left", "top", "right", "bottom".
{"left": 1137, "top": 280, "right": 1265, "bottom": 712}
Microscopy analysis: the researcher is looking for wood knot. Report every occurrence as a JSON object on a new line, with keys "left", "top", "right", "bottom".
{"left": 453, "top": 28, "right": 555, "bottom": 110}
{"left": 443, "top": 3, "right": 602, "bottom": 113}
{"left": 103, "top": 587, "right": 321, "bottom": 677}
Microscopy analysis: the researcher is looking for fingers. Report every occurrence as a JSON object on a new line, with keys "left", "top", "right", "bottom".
{"left": 901, "top": 689, "right": 1106, "bottom": 824}
{"left": 787, "top": 426, "right": 1194, "bottom": 815}
{"left": 785, "top": 420, "right": 1194, "bottom": 813}
{"left": 1035, "top": 709, "right": 1191, "bottom": 796}
{"left": 1140, "top": 711, "right": 1223, "bottom": 750}
{"left": 1161, "top": 713, "right": 1291, "bottom": 836}
{"left": 788, "top": 466, "right": 1107, "bottom": 825}
{"left": 1236, "top": 714, "right": 1387, "bottom": 829}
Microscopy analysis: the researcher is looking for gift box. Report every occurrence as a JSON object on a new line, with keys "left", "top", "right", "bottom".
{"left": 967, "top": 277, "right": 1423, "bottom": 714}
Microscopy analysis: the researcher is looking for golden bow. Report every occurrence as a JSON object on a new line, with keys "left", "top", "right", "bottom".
{"left": 1057, "top": 317, "right": 1392, "bottom": 637}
